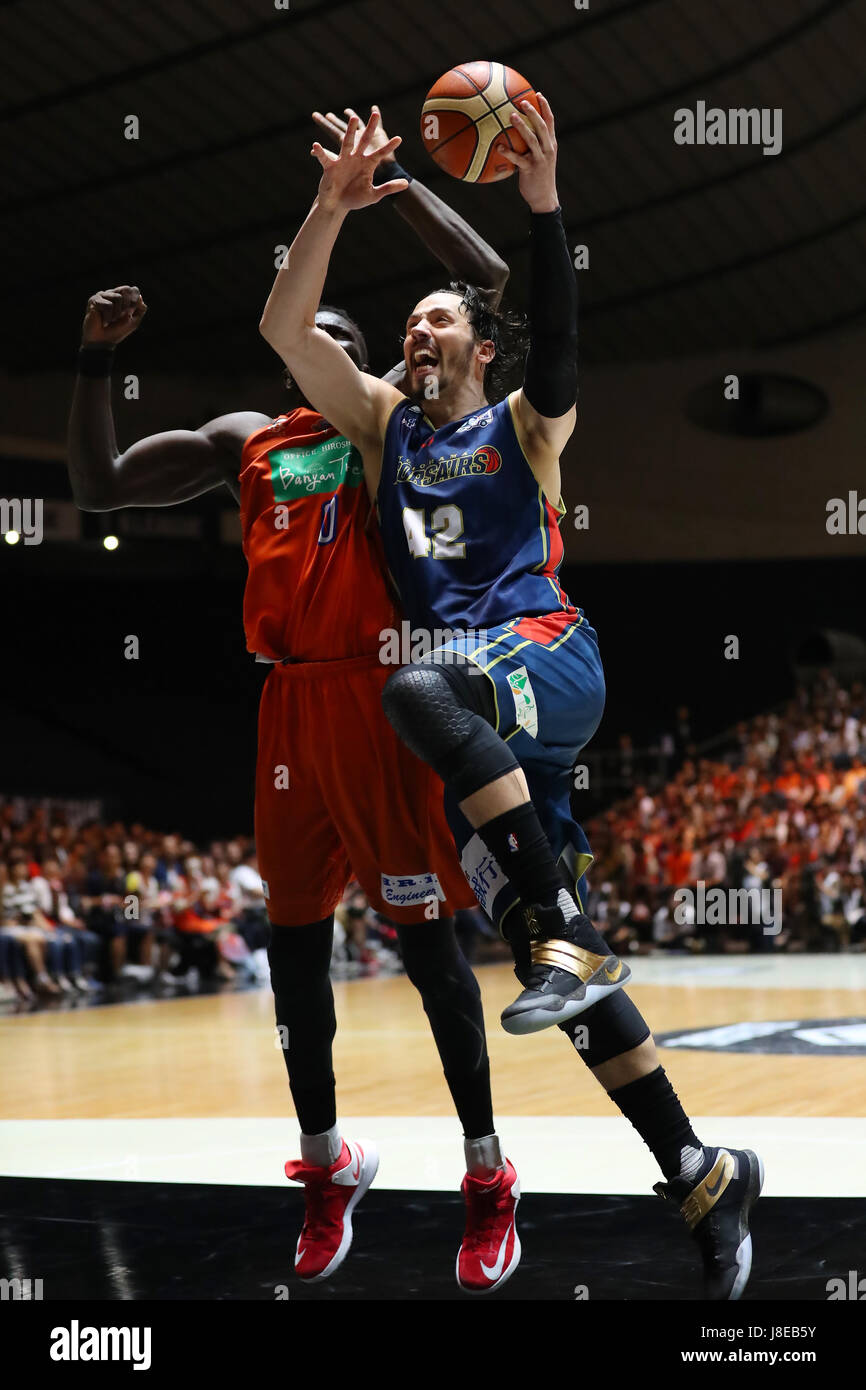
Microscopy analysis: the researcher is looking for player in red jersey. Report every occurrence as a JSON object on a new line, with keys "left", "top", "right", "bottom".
{"left": 66, "top": 107, "right": 521, "bottom": 1295}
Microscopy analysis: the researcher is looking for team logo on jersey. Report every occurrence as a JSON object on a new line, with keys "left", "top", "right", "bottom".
{"left": 394, "top": 444, "right": 501, "bottom": 487}
{"left": 268, "top": 436, "right": 363, "bottom": 502}
{"left": 507, "top": 666, "right": 539, "bottom": 738}
{"left": 454, "top": 407, "right": 494, "bottom": 434}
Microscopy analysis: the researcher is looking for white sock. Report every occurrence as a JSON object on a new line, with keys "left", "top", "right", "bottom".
{"left": 464, "top": 1133, "right": 505, "bottom": 1178}
{"left": 300, "top": 1123, "right": 342, "bottom": 1168}
{"left": 556, "top": 888, "right": 579, "bottom": 923}
{"left": 679, "top": 1143, "right": 706, "bottom": 1183}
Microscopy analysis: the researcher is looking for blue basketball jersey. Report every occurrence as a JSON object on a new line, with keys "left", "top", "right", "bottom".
{"left": 377, "top": 394, "right": 578, "bottom": 632}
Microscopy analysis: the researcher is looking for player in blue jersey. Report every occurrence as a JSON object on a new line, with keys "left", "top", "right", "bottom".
{"left": 260, "top": 103, "right": 764, "bottom": 1300}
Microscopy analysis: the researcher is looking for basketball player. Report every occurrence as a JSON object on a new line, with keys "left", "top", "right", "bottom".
{"left": 66, "top": 108, "right": 522, "bottom": 1295}
{"left": 259, "top": 101, "right": 763, "bottom": 1299}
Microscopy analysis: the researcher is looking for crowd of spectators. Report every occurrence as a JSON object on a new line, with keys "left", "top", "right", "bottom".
{"left": 585, "top": 673, "right": 866, "bottom": 955}
{"left": 0, "top": 814, "right": 271, "bottom": 1003}
{"left": 3, "top": 671, "right": 864, "bottom": 1006}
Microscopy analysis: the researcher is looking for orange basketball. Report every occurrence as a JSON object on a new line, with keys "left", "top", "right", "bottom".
{"left": 420, "top": 61, "right": 541, "bottom": 184}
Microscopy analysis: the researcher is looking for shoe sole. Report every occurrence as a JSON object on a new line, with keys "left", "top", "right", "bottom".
{"left": 728, "top": 1150, "right": 764, "bottom": 1301}
{"left": 456, "top": 1175, "right": 522, "bottom": 1295}
{"left": 296, "top": 1141, "right": 379, "bottom": 1284}
{"left": 500, "top": 960, "right": 631, "bottom": 1035}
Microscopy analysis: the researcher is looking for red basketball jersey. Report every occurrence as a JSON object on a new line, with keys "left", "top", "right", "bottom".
{"left": 240, "top": 409, "right": 398, "bottom": 661}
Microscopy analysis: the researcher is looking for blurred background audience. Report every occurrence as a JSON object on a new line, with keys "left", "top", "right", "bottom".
{"left": 2, "top": 672, "right": 864, "bottom": 1008}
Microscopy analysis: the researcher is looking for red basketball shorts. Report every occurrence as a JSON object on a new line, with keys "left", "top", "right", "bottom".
{"left": 254, "top": 653, "right": 476, "bottom": 925}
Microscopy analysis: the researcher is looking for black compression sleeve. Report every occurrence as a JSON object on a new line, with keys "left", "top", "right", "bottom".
{"left": 523, "top": 207, "right": 578, "bottom": 418}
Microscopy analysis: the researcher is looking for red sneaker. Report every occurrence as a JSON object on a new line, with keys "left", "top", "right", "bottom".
{"left": 285, "top": 1137, "right": 379, "bottom": 1282}
{"left": 456, "top": 1158, "right": 521, "bottom": 1294}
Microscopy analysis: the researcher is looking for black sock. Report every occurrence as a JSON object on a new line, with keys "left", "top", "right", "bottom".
{"left": 478, "top": 803, "right": 564, "bottom": 913}
{"left": 607, "top": 1065, "right": 705, "bottom": 1180}
{"left": 396, "top": 920, "right": 494, "bottom": 1140}
{"left": 268, "top": 918, "right": 337, "bottom": 1136}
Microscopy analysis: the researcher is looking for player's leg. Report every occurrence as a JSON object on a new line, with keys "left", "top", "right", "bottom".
{"left": 333, "top": 656, "right": 519, "bottom": 1292}
{"left": 381, "top": 629, "right": 626, "bottom": 1032}
{"left": 257, "top": 664, "right": 378, "bottom": 1283}
{"left": 391, "top": 915, "right": 520, "bottom": 1293}
{"left": 559, "top": 991, "right": 764, "bottom": 1301}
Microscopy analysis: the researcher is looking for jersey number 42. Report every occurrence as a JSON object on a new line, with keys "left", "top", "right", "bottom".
{"left": 402, "top": 505, "right": 466, "bottom": 559}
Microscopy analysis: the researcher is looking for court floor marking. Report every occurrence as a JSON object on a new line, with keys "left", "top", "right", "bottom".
{"left": 2, "top": 1116, "right": 864, "bottom": 1196}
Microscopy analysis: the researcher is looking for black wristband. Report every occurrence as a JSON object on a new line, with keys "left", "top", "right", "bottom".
{"left": 372, "top": 158, "right": 412, "bottom": 190}
{"left": 77, "top": 345, "right": 115, "bottom": 378}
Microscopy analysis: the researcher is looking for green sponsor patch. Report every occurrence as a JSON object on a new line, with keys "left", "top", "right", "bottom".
{"left": 268, "top": 435, "right": 364, "bottom": 501}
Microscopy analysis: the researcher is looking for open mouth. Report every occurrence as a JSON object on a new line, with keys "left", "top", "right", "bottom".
{"left": 411, "top": 348, "right": 439, "bottom": 375}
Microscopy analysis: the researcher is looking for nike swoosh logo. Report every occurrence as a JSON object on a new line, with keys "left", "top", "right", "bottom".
{"left": 605, "top": 961, "right": 623, "bottom": 983}
{"left": 351, "top": 1147, "right": 361, "bottom": 1182}
{"left": 480, "top": 1222, "right": 513, "bottom": 1282}
{"left": 705, "top": 1171, "right": 725, "bottom": 1197}
{"left": 295, "top": 1244, "right": 306, "bottom": 1265}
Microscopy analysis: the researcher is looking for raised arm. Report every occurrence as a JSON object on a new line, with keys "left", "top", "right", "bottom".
{"left": 259, "top": 110, "right": 404, "bottom": 462}
{"left": 68, "top": 286, "right": 267, "bottom": 511}
{"left": 313, "top": 106, "right": 509, "bottom": 308}
{"left": 502, "top": 96, "right": 577, "bottom": 503}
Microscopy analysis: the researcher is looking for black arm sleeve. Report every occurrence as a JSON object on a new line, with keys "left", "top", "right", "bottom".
{"left": 523, "top": 208, "right": 578, "bottom": 418}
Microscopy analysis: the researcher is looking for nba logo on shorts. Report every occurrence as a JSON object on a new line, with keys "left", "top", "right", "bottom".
{"left": 507, "top": 832, "right": 519, "bottom": 852}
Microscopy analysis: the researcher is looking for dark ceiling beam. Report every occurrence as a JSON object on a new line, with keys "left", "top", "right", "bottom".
{"left": 5, "top": 0, "right": 844, "bottom": 215}
{"left": 0, "top": 0, "right": 348, "bottom": 123}
{"left": 15, "top": 88, "right": 864, "bottom": 297}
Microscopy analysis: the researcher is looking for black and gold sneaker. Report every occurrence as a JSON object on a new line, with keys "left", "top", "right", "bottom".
{"left": 654, "top": 1147, "right": 764, "bottom": 1300}
{"left": 500, "top": 903, "right": 629, "bottom": 1035}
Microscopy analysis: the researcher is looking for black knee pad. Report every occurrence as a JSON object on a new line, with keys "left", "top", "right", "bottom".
{"left": 560, "top": 988, "right": 651, "bottom": 1068}
{"left": 381, "top": 662, "right": 516, "bottom": 802}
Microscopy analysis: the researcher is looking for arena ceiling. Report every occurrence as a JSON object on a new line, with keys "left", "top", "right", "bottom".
{"left": 2, "top": 0, "right": 865, "bottom": 378}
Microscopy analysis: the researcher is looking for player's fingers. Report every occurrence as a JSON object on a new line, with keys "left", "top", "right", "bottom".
{"left": 339, "top": 114, "right": 361, "bottom": 154}
{"left": 511, "top": 108, "right": 542, "bottom": 155}
{"left": 371, "top": 178, "right": 409, "bottom": 201}
{"left": 518, "top": 101, "right": 551, "bottom": 150}
{"left": 371, "top": 133, "right": 402, "bottom": 162}
{"left": 356, "top": 106, "right": 381, "bottom": 153}
{"left": 311, "top": 141, "right": 338, "bottom": 168}
{"left": 312, "top": 110, "right": 345, "bottom": 140}
{"left": 536, "top": 91, "right": 556, "bottom": 139}
{"left": 499, "top": 147, "right": 531, "bottom": 169}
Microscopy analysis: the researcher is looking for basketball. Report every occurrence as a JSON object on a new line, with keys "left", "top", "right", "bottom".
{"left": 420, "top": 61, "right": 541, "bottom": 183}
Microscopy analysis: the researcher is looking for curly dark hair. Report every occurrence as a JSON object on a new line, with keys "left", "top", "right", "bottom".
{"left": 429, "top": 281, "right": 528, "bottom": 402}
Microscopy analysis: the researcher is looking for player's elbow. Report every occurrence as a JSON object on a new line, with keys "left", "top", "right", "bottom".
{"left": 259, "top": 311, "right": 307, "bottom": 364}
{"left": 488, "top": 255, "right": 510, "bottom": 300}
{"left": 71, "top": 486, "right": 118, "bottom": 513}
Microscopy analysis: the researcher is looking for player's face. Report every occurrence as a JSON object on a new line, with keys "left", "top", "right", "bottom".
{"left": 284, "top": 310, "right": 367, "bottom": 395}
{"left": 403, "top": 293, "right": 478, "bottom": 399}
{"left": 315, "top": 310, "right": 366, "bottom": 369}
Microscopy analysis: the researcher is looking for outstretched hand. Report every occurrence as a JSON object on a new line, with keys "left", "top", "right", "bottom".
{"left": 312, "top": 107, "right": 407, "bottom": 214}
{"left": 313, "top": 105, "right": 393, "bottom": 155}
{"left": 500, "top": 93, "right": 559, "bottom": 214}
